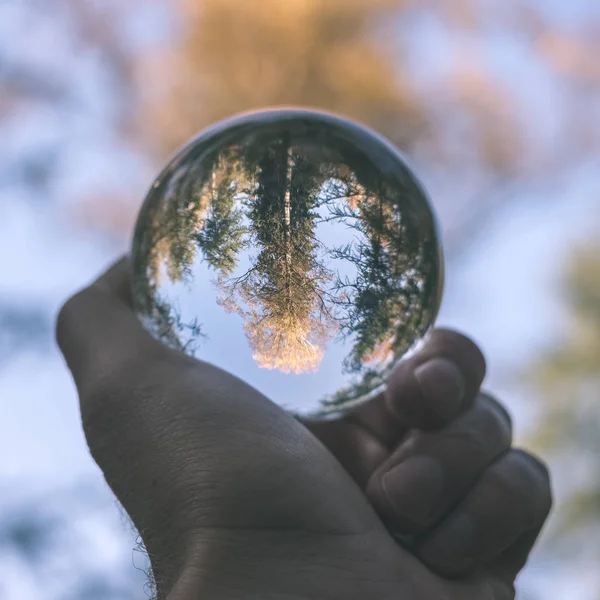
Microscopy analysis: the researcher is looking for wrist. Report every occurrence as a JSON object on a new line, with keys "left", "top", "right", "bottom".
{"left": 157, "top": 528, "right": 408, "bottom": 600}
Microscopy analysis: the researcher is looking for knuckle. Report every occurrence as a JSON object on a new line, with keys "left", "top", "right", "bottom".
{"left": 488, "top": 449, "right": 553, "bottom": 524}
{"left": 479, "top": 392, "right": 513, "bottom": 440}
{"left": 511, "top": 448, "right": 553, "bottom": 513}
{"left": 428, "top": 329, "right": 487, "bottom": 373}
{"left": 460, "top": 393, "right": 512, "bottom": 453}
{"left": 480, "top": 392, "right": 513, "bottom": 429}
{"left": 55, "top": 288, "right": 88, "bottom": 339}
{"left": 460, "top": 334, "right": 487, "bottom": 377}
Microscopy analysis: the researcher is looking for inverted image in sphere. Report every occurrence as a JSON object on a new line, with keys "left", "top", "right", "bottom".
{"left": 132, "top": 108, "right": 443, "bottom": 420}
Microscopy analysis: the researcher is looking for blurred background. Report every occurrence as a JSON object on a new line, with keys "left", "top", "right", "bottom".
{"left": 1, "top": 0, "right": 599, "bottom": 598}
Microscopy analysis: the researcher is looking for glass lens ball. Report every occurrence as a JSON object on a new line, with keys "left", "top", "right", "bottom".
{"left": 131, "top": 108, "right": 444, "bottom": 420}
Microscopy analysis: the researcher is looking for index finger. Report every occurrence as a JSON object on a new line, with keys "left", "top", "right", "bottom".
{"left": 346, "top": 329, "right": 487, "bottom": 447}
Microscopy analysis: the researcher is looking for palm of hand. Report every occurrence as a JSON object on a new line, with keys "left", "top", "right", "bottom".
{"left": 56, "top": 259, "right": 551, "bottom": 600}
{"left": 170, "top": 374, "right": 510, "bottom": 600}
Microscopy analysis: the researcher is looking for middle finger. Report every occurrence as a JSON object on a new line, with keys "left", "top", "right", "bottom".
{"left": 366, "top": 392, "right": 512, "bottom": 537}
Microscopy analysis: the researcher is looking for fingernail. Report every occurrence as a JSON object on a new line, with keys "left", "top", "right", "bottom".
{"left": 414, "top": 357, "right": 465, "bottom": 419}
{"left": 381, "top": 456, "right": 443, "bottom": 526}
{"left": 420, "top": 513, "right": 475, "bottom": 572}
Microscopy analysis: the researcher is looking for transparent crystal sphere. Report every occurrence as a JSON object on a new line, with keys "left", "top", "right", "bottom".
{"left": 131, "top": 108, "right": 444, "bottom": 420}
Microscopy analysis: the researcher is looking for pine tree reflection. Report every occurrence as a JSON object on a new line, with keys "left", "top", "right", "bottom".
{"left": 133, "top": 130, "right": 439, "bottom": 405}
{"left": 194, "top": 150, "right": 247, "bottom": 278}
{"left": 132, "top": 152, "right": 219, "bottom": 353}
{"left": 305, "top": 156, "right": 438, "bottom": 414}
{"left": 218, "top": 139, "right": 339, "bottom": 374}
{"left": 324, "top": 175, "right": 432, "bottom": 373}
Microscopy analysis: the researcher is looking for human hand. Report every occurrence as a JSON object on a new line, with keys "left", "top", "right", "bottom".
{"left": 56, "top": 257, "right": 552, "bottom": 600}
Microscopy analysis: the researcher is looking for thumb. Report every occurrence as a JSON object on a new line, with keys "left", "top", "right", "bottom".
{"left": 55, "top": 255, "right": 165, "bottom": 393}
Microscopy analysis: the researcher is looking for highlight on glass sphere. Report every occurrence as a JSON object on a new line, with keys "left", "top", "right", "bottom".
{"left": 131, "top": 108, "right": 444, "bottom": 420}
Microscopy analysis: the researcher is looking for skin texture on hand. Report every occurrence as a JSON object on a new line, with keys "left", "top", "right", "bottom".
{"left": 56, "top": 257, "right": 553, "bottom": 600}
